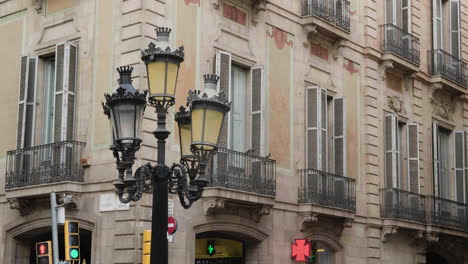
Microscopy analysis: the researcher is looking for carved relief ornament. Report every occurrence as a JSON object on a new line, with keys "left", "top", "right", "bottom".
{"left": 387, "top": 96, "right": 405, "bottom": 114}
{"left": 381, "top": 226, "right": 398, "bottom": 242}
{"left": 430, "top": 84, "right": 457, "bottom": 120}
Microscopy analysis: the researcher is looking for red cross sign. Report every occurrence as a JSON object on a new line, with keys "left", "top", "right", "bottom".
{"left": 291, "top": 239, "right": 311, "bottom": 262}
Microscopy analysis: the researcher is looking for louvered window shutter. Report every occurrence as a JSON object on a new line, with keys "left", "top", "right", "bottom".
{"left": 407, "top": 123, "right": 419, "bottom": 193}
{"left": 306, "top": 87, "right": 327, "bottom": 170}
{"left": 215, "top": 51, "right": 231, "bottom": 149}
{"left": 401, "top": 0, "right": 410, "bottom": 32}
{"left": 450, "top": 0, "right": 460, "bottom": 58}
{"left": 251, "top": 66, "right": 264, "bottom": 157}
{"left": 432, "top": 122, "right": 440, "bottom": 196}
{"left": 384, "top": 114, "right": 398, "bottom": 188}
{"left": 54, "top": 42, "right": 78, "bottom": 142}
{"left": 454, "top": 131, "right": 465, "bottom": 202}
{"left": 16, "top": 56, "right": 38, "bottom": 149}
{"left": 333, "top": 97, "right": 346, "bottom": 176}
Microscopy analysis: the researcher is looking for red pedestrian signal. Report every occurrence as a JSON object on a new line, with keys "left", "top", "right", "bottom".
{"left": 36, "top": 241, "right": 52, "bottom": 264}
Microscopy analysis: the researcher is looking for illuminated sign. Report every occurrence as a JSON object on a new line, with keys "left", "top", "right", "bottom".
{"left": 195, "top": 238, "right": 243, "bottom": 259}
{"left": 291, "top": 239, "right": 311, "bottom": 262}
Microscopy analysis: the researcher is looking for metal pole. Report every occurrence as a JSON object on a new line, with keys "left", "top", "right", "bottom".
{"left": 151, "top": 110, "right": 170, "bottom": 264}
{"left": 50, "top": 192, "right": 60, "bottom": 264}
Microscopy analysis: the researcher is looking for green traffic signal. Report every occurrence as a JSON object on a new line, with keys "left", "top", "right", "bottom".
{"left": 70, "top": 248, "right": 79, "bottom": 259}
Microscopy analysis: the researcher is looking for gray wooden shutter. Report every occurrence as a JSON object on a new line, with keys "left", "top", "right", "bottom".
{"left": 215, "top": 51, "right": 231, "bottom": 149}
{"left": 333, "top": 97, "right": 346, "bottom": 176}
{"left": 385, "top": 114, "right": 398, "bottom": 188}
{"left": 454, "top": 131, "right": 465, "bottom": 202}
{"left": 450, "top": 0, "right": 460, "bottom": 58}
{"left": 54, "top": 42, "right": 78, "bottom": 142}
{"left": 432, "top": 0, "right": 443, "bottom": 49}
{"left": 251, "top": 66, "right": 264, "bottom": 157}
{"left": 407, "top": 123, "right": 419, "bottom": 193}
{"left": 433, "top": 122, "right": 440, "bottom": 196}
{"left": 16, "top": 56, "right": 38, "bottom": 149}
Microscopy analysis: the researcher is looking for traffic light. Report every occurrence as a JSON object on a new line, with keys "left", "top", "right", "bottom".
{"left": 207, "top": 240, "right": 216, "bottom": 256}
{"left": 36, "top": 241, "right": 52, "bottom": 264}
{"left": 65, "top": 220, "right": 80, "bottom": 261}
{"left": 143, "top": 230, "right": 151, "bottom": 264}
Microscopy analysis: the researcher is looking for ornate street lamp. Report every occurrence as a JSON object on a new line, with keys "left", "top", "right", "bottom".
{"left": 103, "top": 27, "right": 230, "bottom": 264}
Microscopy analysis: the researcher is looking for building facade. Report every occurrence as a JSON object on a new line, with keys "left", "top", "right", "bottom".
{"left": 0, "top": 0, "right": 468, "bottom": 263}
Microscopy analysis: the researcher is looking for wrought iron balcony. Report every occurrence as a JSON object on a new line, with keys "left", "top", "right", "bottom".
{"left": 208, "top": 147, "right": 276, "bottom": 196}
{"left": 381, "top": 24, "right": 420, "bottom": 65}
{"left": 298, "top": 168, "right": 356, "bottom": 211}
{"left": 5, "top": 141, "right": 86, "bottom": 189}
{"left": 428, "top": 49, "right": 468, "bottom": 88}
{"left": 302, "top": 0, "right": 350, "bottom": 32}
{"left": 427, "top": 196, "right": 468, "bottom": 231}
{"left": 381, "top": 188, "right": 426, "bottom": 224}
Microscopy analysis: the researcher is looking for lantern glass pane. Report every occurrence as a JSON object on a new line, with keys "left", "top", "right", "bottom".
{"left": 191, "top": 107, "right": 224, "bottom": 150}
{"left": 147, "top": 61, "right": 166, "bottom": 96}
{"left": 134, "top": 103, "right": 145, "bottom": 139}
{"left": 112, "top": 103, "right": 136, "bottom": 143}
{"left": 165, "top": 62, "right": 179, "bottom": 98}
{"left": 179, "top": 123, "right": 192, "bottom": 157}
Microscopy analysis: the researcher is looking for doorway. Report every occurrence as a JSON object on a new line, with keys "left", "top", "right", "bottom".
{"left": 195, "top": 232, "right": 245, "bottom": 264}
{"left": 426, "top": 252, "right": 448, "bottom": 264}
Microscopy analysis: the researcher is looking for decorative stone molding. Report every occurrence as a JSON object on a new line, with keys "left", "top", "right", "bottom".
{"left": 203, "top": 198, "right": 272, "bottom": 222}
{"left": 211, "top": 0, "right": 220, "bottom": 9}
{"left": 405, "top": 73, "right": 417, "bottom": 91}
{"left": 387, "top": 96, "right": 405, "bottom": 114}
{"left": 303, "top": 24, "right": 318, "bottom": 36}
{"left": 380, "top": 60, "right": 394, "bottom": 80}
{"left": 381, "top": 226, "right": 398, "bottom": 242}
{"left": 332, "top": 218, "right": 354, "bottom": 237}
{"left": 251, "top": 0, "right": 267, "bottom": 26}
{"left": 425, "top": 232, "right": 439, "bottom": 243}
{"left": 8, "top": 198, "right": 32, "bottom": 216}
{"left": 332, "top": 39, "right": 346, "bottom": 61}
{"left": 409, "top": 231, "right": 425, "bottom": 247}
{"left": 57, "top": 193, "right": 80, "bottom": 210}
{"left": 251, "top": 205, "right": 273, "bottom": 222}
{"left": 300, "top": 213, "right": 319, "bottom": 231}
{"left": 430, "top": 87, "right": 457, "bottom": 120}
{"left": 33, "top": 0, "right": 44, "bottom": 13}
{"left": 204, "top": 198, "right": 226, "bottom": 215}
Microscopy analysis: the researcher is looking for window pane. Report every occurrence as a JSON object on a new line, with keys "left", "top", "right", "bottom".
{"left": 43, "top": 59, "right": 55, "bottom": 144}
{"left": 316, "top": 242, "right": 333, "bottom": 264}
{"left": 438, "top": 129, "right": 451, "bottom": 199}
{"left": 230, "top": 65, "right": 247, "bottom": 152}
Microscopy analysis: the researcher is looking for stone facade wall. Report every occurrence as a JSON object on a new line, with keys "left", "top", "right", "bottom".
{"left": 0, "top": 0, "right": 467, "bottom": 264}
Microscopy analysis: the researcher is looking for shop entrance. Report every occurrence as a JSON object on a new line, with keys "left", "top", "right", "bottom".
{"left": 195, "top": 232, "right": 245, "bottom": 264}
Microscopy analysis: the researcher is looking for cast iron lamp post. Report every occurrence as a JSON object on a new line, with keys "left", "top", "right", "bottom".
{"left": 102, "top": 27, "right": 230, "bottom": 264}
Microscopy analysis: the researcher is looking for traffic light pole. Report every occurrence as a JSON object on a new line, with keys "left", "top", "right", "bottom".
{"left": 50, "top": 192, "right": 60, "bottom": 264}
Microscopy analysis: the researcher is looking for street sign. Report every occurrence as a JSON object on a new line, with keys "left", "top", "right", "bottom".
{"left": 168, "top": 216, "right": 177, "bottom": 234}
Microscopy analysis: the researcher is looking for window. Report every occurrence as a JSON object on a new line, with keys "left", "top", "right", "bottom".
{"left": 16, "top": 42, "right": 78, "bottom": 149}
{"left": 215, "top": 51, "right": 265, "bottom": 156}
{"left": 432, "top": 123, "right": 467, "bottom": 201}
{"left": 306, "top": 87, "right": 346, "bottom": 175}
{"left": 43, "top": 58, "right": 55, "bottom": 144}
{"left": 384, "top": 114, "right": 419, "bottom": 192}
{"left": 385, "top": 0, "right": 411, "bottom": 30}
{"left": 432, "top": 0, "right": 460, "bottom": 56}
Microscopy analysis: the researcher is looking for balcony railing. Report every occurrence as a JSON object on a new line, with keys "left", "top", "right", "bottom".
{"left": 427, "top": 196, "right": 468, "bottom": 231}
{"left": 208, "top": 147, "right": 276, "bottom": 196}
{"left": 428, "top": 49, "right": 468, "bottom": 87}
{"left": 5, "top": 141, "right": 86, "bottom": 189}
{"left": 381, "top": 188, "right": 426, "bottom": 224}
{"left": 298, "top": 168, "right": 356, "bottom": 211}
{"left": 302, "top": 0, "right": 351, "bottom": 32}
{"left": 381, "top": 24, "right": 420, "bottom": 65}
